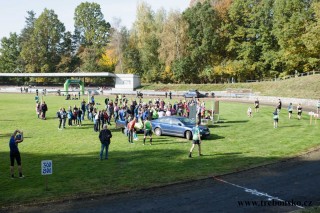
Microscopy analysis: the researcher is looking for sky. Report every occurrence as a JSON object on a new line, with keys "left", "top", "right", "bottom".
{"left": 0, "top": 0, "right": 189, "bottom": 39}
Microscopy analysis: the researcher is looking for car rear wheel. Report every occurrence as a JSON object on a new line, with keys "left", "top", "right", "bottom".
{"left": 154, "top": 128, "right": 162, "bottom": 136}
{"left": 185, "top": 131, "right": 192, "bottom": 140}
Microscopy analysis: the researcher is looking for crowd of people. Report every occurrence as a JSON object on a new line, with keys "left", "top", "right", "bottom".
{"left": 52, "top": 94, "right": 209, "bottom": 158}
{"left": 9, "top": 91, "right": 320, "bottom": 179}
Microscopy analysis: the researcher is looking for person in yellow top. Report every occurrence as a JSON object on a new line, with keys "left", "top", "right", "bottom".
{"left": 189, "top": 124, "right": 202, "bottom": 158}
{"left": 143, "top": 117, "right": 153, "bottom": 145}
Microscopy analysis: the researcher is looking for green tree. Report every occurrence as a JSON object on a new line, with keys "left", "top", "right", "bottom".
{"left": 132, "top": 1, "right": 161, "bottom": 82}
{"left": 0, "top": 33, "right": 22, "bottom": 72}
{"left": 74, "top": 2, "right": 111, "bottom": 47}
{"left": 180, "top": 1, "right": 222, "bottom": 83}
{"left": 272, "top": 0, "right": 314, "bottom": 74}
{"left": 122, "top": 33, "right": 142, "bottom": 76}
{"left": 226, "top": 0, "right": 263, "bottom": 81}
{"left": 56, "top": 31, "right": 79, "bottom": 72}
{"left": 20, "top": 9, "right": 65, "bottom": 73}
{"left": 74, "top": 2, "right": 111, "bottom": 72}
{"left": 158, "top": 10, "right": 188, "bottom": 83}
{"left": 301, "top": 1, "right": 320, "bottom": 71}
{"left": 254, "top": 0, "right": 281, "bottom": 79}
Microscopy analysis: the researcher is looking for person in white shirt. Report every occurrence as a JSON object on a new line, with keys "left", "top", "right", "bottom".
{"left": 158, "top": 110, "right": 165, "bottom": 118}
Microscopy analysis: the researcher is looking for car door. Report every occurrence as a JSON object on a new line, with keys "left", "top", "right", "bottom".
{"left": 170, "top": 118, "right": 185, "bottom": 137}
{"left": 158, "top": 117, "right": 173, "bottom": 136}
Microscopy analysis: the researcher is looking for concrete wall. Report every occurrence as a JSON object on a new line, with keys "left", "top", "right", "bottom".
{"left": 114, "top": 74, "right": 141, "bottom": 91}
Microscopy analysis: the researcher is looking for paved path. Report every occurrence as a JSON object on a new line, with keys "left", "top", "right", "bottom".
{"left": 6, "top": 149, "right": 320, "bottom": 213}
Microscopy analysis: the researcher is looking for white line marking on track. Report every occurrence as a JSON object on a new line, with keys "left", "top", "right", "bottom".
{"left": 213, "top": 177, "right": 304, "bottom": 209}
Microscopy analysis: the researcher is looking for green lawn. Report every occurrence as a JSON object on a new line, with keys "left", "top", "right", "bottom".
{"left": 141, "top": 74, "right": 320, "bottom": 99}
{"left": 0, "top": 93, "right": 319, "bottom": 206}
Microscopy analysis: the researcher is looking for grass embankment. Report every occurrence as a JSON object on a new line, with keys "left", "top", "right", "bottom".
{"left": 0, "top": 93, "right": 319, "bottom": 206}
{"left": 141, "top": 75, "right": 320, "bottom": 99}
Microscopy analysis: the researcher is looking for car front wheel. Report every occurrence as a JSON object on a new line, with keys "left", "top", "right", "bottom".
{"left": 154, "top": 128, "right": 162, "bottom": 136}
{"left": 185, "top": 131, "right": 192, "bottom": 140}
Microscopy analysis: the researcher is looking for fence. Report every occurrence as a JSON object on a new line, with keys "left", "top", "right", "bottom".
{"left": 244, "top": 70, "right": 320, "bottom": 83}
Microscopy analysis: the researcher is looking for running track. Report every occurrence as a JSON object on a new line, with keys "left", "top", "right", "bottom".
{"left": 6, "top": 149, "right": 320, "bottom": 213}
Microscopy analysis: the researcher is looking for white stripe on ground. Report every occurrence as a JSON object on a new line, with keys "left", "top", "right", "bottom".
{"left": 213, "top": 177, "right": 304, "bottom": 209}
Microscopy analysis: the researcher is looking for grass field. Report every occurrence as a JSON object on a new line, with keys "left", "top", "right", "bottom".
{"left": 141, "top": 75, "right": 320, "bottom": 99}
{"left": 0, "top": 93, "right": 319, "bottom": 207}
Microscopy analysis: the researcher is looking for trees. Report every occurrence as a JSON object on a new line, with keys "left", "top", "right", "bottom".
{"left": 301, "top": 0, "right": 320, "bottom": 71}
{"left": 158, "top": 10, "right": 187, "bottom": 82}
{"left": 226, "top": 0, "right": 263, "bottom": 81}
{"left": 1, "top": 0, "right": 320, "bottom": 84}
{"left": 0, "top": 33, "right": 21, "bottom": 72}
{"left": 20, "top": 9, "right": 65, "bottom": 73}
{"left": 272, "top": 0, "right": 314, "bottom": 74}
{"left": 180, "top": 1, "right": 223, "bottom": 83}
{"left": 131, "top": 1, "right": 161, "bottom": 82}
{"left": 74, "top": 2, "right": 110, "bottom": 48}
{"left": 74, "top": 2, "right": 111, "bottom": 72}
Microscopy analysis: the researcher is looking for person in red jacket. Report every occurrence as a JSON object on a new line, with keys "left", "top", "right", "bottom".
{"left": 127, "top": 117, "right": 137, "bottom": 143}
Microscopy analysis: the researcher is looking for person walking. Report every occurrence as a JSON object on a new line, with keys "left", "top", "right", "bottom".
{"left": 127, "top": 117, "right": 137, "bottom": 143}
{"left": 188, "top": 124, "right": 202, "bottom": 158}
{"left": 297, "top": 103, "right": 303, "bottom": 120}
{"left": 287, "top": 103, "right": 293, "bottom": 119}
{"left": 277, "top": 99, "right": 282, "bottom": 112}
{"left": 67, "top": 107, "right": 73, "bottom": 126}
{"left": 36, "top": 102, "right": 41, "bottom": 119}
{"left": 61, "top": 108, "right": 67, "bottom": 128}
{"left": 143, "top": 117, "right": 153, "bottom": 145}
{"left": 98, "top": 124, "right": 112, "bottom": 160}
{"left": 317, "top": 98, "right": 320, "bottom": 114}
{"left": 273, "top": 108, "right": 279, "bottom": 128}
{"left": 57, "top": 108, "right": 63, "bottom": 130}
{"left": 94, "top": 111, "right": 101, "bottom": 132}
{"left": 247, "top": 106, "right": 252, "bottom": 117}
{"left": 41, "top": 101, "right": 48, "bottom": 119}
{"left": 254, "top": 98, "right": 259, "bottom": 112}
{"left": 9, "top": 129, "right": 24, "bottom": 178}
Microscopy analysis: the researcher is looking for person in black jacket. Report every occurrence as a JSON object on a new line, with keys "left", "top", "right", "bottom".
{"left": 99, "top": 124, "right": 112, "bottom": 160}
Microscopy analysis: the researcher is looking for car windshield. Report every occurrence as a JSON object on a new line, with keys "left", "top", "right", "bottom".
{"left": 178, "top": 117, "right": 195, "bottom": 125}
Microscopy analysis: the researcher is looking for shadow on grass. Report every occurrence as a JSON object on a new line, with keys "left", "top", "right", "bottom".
{"left": 0, "top": 147, "right": 312, "bottom": 210}
{"left": 206, "top": 134, "right": 225, "bottom": 140}
{"left": 279, "top": 125, "right": 303, "bottom": 128}
{"left": 212, "top": 152, "right": 243, "bottom": 156}
{"left": 208, "top": 124, "right": 230, "bottom": 129}
{"left": 0, "top": 133, "right": 12, "bottom": 138}
{"left": 152, "top": 140, "right": 189, "bottom": 145}
{"left": 221, "top": 120, "right": 249, "bottom": 124}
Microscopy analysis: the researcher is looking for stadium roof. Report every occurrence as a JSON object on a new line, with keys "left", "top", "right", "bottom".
{"left": 0, "top": 72, "right": 116, "bottom": 77}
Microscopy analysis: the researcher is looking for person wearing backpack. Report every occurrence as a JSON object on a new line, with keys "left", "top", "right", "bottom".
{"left": 99, "top": 124, "right": 112, "bottom": 160}
{"left": 188, "top": 124, "right": 202, "bottom": 158}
